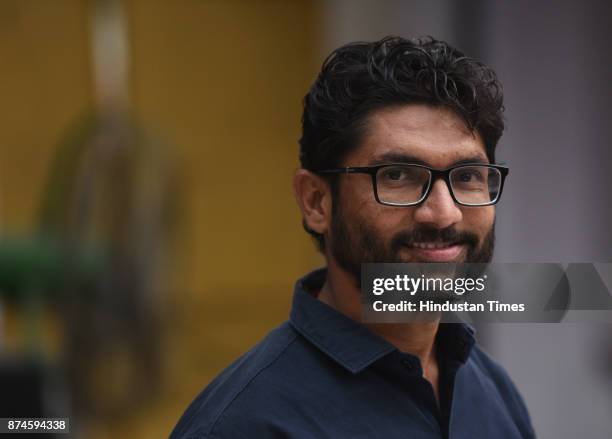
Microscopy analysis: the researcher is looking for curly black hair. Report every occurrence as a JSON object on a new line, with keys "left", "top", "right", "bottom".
{"left": 298, "top": 36, "right": 505, "bottom": 251}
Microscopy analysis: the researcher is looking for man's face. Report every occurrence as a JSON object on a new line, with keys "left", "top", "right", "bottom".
{"left": 328, "top": 104, "right": 496, "bottom": 277}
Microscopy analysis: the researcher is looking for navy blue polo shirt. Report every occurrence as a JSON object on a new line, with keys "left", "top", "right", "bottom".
{"left": 170, "top": 269, "right": 535, "bottom": 438}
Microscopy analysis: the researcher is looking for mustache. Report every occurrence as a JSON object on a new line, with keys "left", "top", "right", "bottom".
{"left": 391, "top": 226, "right": 479, "bottom": 251}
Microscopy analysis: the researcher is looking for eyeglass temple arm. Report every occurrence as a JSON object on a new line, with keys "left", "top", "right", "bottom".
{"left": 315, "top": 167, "right": 372, "bottom": 175}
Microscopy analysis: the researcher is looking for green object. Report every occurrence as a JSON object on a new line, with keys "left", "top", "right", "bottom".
{"left": 0, "top": 234, "right": 105, "bottom": 301}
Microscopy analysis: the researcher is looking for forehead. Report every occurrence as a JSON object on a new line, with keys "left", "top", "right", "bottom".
{"left": 350, "top": 104, "right": 488, "bottom": 167}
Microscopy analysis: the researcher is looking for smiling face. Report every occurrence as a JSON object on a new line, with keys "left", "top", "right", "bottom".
{"left": 327, "top": 104, "right": 496, "bottom": 276}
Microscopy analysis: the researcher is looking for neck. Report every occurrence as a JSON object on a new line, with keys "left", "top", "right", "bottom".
{"left": 318, "top": 258, "right": 440, "bottom": 367}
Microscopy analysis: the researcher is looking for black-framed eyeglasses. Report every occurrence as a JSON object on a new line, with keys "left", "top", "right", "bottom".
{"left": 316, "top": 163, "right": 509, "bottom": 207}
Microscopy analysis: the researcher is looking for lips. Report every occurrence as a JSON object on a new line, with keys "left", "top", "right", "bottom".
{"left": 408, "top": 241, "right": 466, "bottom": 262}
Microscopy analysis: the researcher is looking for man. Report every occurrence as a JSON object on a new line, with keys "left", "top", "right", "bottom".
{"left": 171, "top": 36, "right": 535, "bottom": 438}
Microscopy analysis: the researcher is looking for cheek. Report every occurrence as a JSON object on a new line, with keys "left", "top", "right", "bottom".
{"left": 338, "top": 178, "right": 417, "bottom": 238}
{"left": 360, "top": 202, "right": 414, "bottom": 241}
{"left": 337, "top": 178, "right": 375, "bottom": 220}
{"left": 340, "top": 183, "right": 404, "bottom": 235}
{"left": 462, "top": 206, "right": 495, "bottom": 235}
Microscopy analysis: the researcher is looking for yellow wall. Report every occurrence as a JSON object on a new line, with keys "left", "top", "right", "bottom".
{"left": 0, "top": 0, "right": 93, "bottom": 230}
{"left": 127, "top": 0, "right": 321, "bottom": 298}
{"left": 123, "top": 1, "right": 323, "bottom": 436}
{"left": 0, "top": 1, "right": 322, "bottom": 436}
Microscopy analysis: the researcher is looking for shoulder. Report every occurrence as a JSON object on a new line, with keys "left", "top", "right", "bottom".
{"left": 170, "top": 321, "right": 307, "bottom": 439}
{"left": 467, "top": 344, "right": 536, "bottom": 437}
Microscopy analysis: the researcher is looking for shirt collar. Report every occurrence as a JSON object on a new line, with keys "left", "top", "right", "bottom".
{"left": 289, "top": 268, "right": 476, "bottom": 374}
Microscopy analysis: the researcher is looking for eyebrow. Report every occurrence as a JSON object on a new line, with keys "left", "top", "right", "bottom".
{"left": 369, "top": 152, "right": 489, "bottom": 167}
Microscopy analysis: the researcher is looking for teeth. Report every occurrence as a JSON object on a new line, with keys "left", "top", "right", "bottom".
{"left": 412, "top": 242, "right": 455, "bottom": 250}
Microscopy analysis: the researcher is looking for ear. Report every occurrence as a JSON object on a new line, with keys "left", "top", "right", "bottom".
{"left": 293, "top": 169, "right": 333, "bottom": 236}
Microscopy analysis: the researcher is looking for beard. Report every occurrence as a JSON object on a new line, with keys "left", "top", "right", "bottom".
{"left": 329, "top": 201, "right": 495, "bottom": 281}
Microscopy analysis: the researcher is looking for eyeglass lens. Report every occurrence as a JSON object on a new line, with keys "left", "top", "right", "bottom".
{"left": 375, "top": 165, "right": 502, "bottom": 206}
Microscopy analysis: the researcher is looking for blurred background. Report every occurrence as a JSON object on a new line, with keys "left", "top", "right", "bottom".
{"left": 0, "top": 1, "right": 610, "bottom": 438}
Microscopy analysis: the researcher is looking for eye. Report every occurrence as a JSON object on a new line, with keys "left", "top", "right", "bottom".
{"left": 384, "top": 168, "right": 408, "bottom": 181}
{"left": 457, "top": 170, "right": 484, "bottom": 183}
{"left": 380, "top": 166, "right": 424, "bottom": 183}
{"left": 377, "top": 166, "right": 430, "bottom": 190}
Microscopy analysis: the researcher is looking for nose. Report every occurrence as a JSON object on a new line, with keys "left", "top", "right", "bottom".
{"left": 413, "top": 179, "right": 463, "bottom": 229}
